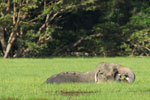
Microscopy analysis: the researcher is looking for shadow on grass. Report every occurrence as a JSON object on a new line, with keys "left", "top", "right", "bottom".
{"left": 45, "top": 90, "right": 97, "bottom": 96}
{"left": 0, "top": 99, "right": 48, "bottom": 100}
{"left": 60, "top": 91, "right": 97, "bottom": 96}
{"left": 0, "top": 98, "right": 19, "bottom": 100}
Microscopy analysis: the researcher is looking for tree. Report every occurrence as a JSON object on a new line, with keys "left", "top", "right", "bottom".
{"left": 0, "top": 0, "right": 37, "bottom": 58}
{"left": 0, "top": 0, "right": 94, "bottom": 58}
{"left": 0, "top": 0, "right": 150, "bottom": 58}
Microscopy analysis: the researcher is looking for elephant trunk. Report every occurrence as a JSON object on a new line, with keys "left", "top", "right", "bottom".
{"left": 117, "top": 66, "right": 135, "bottom": 83}
{"left": 125, "top": 72, "right": 135, "bottom": 83}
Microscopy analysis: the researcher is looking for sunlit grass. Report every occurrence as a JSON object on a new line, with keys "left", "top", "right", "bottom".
{"left": 0, "top": 57, "right": 150, "bottom": 100}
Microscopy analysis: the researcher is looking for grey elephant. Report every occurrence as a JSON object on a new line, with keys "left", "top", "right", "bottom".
{"left": 45, "top": 62, "right": 135, "bottom": 84}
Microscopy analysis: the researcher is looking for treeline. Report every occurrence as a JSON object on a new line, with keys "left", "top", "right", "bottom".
{"left": 0, "top": 0, "right": 150, "bottom": 58}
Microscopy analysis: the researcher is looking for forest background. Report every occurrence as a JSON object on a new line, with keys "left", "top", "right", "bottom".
{"left": 0, "top": 0, "right": 150, "bottom": 58}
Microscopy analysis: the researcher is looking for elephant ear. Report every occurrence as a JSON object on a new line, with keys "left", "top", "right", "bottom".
{"left": 95, "top": 68, "right": 119, "bottom": 83}
{"left": 106, "top": 68, "right": 119, "bottom": 81}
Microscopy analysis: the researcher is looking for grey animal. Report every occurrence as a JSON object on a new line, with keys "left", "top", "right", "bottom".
{"left": 45, "top": 62, "right": 135, "bottom": 84}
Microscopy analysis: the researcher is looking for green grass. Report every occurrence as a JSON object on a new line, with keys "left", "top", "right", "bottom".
{"left": 0, "top": 57, "right": 150, "bottom": 100}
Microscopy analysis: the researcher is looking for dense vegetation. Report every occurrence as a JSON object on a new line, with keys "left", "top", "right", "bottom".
{"left": 0, "top": 0, "right": 150, "bottom": 58}
{"left": 0, "top": 57, "right": 150, "bottom": 100}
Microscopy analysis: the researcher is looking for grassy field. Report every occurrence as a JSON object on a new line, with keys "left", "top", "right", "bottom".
{"left": 0, "top": 57, "right": 150, "bottom": 100}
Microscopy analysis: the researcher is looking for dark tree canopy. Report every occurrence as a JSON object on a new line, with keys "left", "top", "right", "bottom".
{"left": 0, "top": 0, "right": 150, "bottom": 58}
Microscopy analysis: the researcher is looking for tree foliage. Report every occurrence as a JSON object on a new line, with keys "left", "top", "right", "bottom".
{"left": 0, "top": 0, "right": 150, "bottom": 58}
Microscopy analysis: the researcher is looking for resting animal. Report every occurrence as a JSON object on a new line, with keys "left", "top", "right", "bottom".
{"left": 45, "top": 62, "right": 135, "bottom": 84}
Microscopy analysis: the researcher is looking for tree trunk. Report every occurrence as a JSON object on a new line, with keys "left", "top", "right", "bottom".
{"left": 3, "top": 31, "right": 17, "bottom": 58}
{"left": 13, "top": 28, "right": 23, "bottom": 58}
{"left": 0, "top": 26, "right": 6, "bottom": 55}
{"left": 3, "top": 2, "right": 20, "bottom": 58}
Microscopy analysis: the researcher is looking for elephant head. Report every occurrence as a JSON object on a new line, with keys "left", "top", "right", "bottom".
{"left": 95, "top": 62, "right": 135, "bottom": 83}
{"left": 95, "top": 63, "right": 119, "bottom": 83}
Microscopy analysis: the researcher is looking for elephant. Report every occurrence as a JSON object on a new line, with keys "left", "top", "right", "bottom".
{"left": 45, "top": 62, "right": 135, "bottom": 84}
